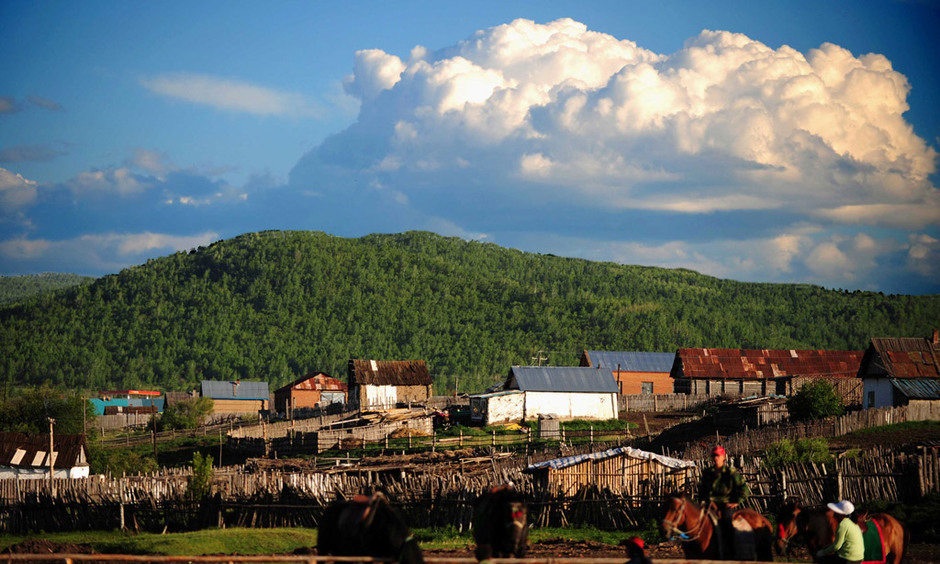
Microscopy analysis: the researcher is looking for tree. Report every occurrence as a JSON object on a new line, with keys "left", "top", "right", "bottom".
{"left": 787, "top": 380, "right": 844, "bottom": 421}
{"left": 158, "top": 397, "right": 214, "bottom": 430}
{"left": 187, "top": 452, "right": 214, "bottom": 500}
{"left": 0, "top": 384, "right": 94, "bottom": 435}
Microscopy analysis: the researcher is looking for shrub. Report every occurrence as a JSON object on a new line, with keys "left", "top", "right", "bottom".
{"left": 187, "top": 451, "right": 214, "bottom": 500}
{"left": 794, "top": 437, "right": 831, "bottom": 463}
{"left": 787, "top": 381, "right": 844, "bottom": 421}
{"left": 158, "top": 397, "right": 214, "bottom": 430}
{"left": 762, "top": 439, "right": 796, "bottom": 467}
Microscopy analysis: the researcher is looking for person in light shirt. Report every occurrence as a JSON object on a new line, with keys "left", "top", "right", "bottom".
{"left": 816, "top": 500, "right": 864, "bottom": 564}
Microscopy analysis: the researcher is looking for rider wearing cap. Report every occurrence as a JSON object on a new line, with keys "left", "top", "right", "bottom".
{"left": 625, "top": 536, "right": 653, "bottom": 564}
{"left": 698, "top": 445, "right": 751, "bottom": 558}
{"left": 816, "top": 500, "right": 864, "bottom": 564}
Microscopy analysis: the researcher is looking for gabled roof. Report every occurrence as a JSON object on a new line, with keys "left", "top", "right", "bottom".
{"left": 525, "top": 446, "right": 695, "bottom": 472}
{"left": 0, "top": 432, "right": 88, "bottom": 469}
{"left": 672, "top": 348, "right": 863, "bottom": 380}
{"left": 859, "top": 335, "right": 940, "bottom": 380}
{"left": 274, "top": 372, "right": 346, "bottom": 394}
{"left": 201, "top": 380, "right": 270, "bottom": 400}
{"left": 580, "top": 351, "right": 675, "bottom": 373}
{"left": 348, "top": 359, "right": 432, "bottom": 386}
{"left": 506, "top": 366, "right": 619, "bottom": 393}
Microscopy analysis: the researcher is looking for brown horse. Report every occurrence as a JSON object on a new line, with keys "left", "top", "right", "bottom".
{"left": 317, "top": 492, "right": 424, "bottom": 564}
{"left": 775, "top": 502, "right": 908, "bottom": 564}
{"left": 661, "top": 492, "right": 774, "bottom": 561}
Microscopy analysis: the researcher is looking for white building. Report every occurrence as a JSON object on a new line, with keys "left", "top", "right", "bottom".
{"left": 858, "top": 331, "right": 940, "bottom": 409}
{"left": 0, "top": 432, "right": 90, "bottom": 479}
{"left": 503, "top": 365, "right": 619, "bottom": 421}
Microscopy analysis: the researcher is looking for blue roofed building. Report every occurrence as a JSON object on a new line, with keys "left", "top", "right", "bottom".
{"left": 580, "top": 350, "right": 676, "bottom": 395}
{"left": 499, "top": 365, "right": 619, "bottom": 421}
{"left": 200, "top": 380, "right": 270, "bottom": 415}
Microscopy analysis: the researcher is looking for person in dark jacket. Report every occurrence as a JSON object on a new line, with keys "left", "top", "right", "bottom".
{"left": 698, "top": 445, "right": 750, "bottom": 558}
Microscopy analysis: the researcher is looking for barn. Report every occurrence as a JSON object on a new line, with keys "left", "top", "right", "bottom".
{"left": 858, "top": 330, "right": 940, "bottom": 409}
{"left": 671, "top": 348, "right": 864, "bottom": 402}
{"left": 580, "top": 350, "right": 675, "bottom": 394}
{"left": 348, "top": 359, "right": 433, "bottom": 410}
{"left": 504, "top": 366, "right": 619, "bottom": 421}
{"left": 0, "top": 432, "right": 90, "bottom": 479}
{"left": 273, "top": 372, "right": 347, "bottom": 414}
{"left": 201, "top": 380, "right": 270, "bottom": 415}
{"left": 524, "top": 445, "right": 695, "bottom": 496}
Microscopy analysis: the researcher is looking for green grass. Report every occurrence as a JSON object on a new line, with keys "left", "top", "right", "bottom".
{"left": 849, "top": 420, "right": 940, "bottom": 435}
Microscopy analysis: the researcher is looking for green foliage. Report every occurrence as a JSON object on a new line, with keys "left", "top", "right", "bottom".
{"left": 0, "top": 273, "right": 94, "bottom": 304}
{"left": 1, "top": 230, "right": 937, "bottom": 394}
{"left": 561, "top": 418, "right": 634, "bottom": 431}
{"left": 88, "top": 444, "right": 159, "bottom": 476}
{"left": 0, "top": 385, "right": 95, "bottom": 435}
{"left": 761, "top": 437, "right": 831, "bottom": 467}
{"left": 788, "top": 380, "right": 845, "bottom": 421}
{"left": 762, "top": 438, "right": 797, "bottom": 467}
{"left": 187, "top": 451, "right": 214, "bottom": 500}
{"left": 158, "top": 397, "right": 214, "bottom": 430}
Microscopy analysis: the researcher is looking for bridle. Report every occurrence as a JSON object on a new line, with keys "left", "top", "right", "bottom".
{"left": 662, "top": 496, "right": 710, "bottom": 543}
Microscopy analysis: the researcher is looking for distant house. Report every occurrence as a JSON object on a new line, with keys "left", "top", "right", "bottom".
{"left": 580, "top": 350, "right": 675, "bottom": 395}
{"left": 273, "top": 372, "right": 347, "bottom": 413}
{"left": 503, "top": 366, "right": 619, "bottom": 421}
{"left": 201, "top": 380, "right": 270, "bottom": 415}
{"left": 470, "top": 390, "right": 525, "bottom": 425}
{"left": 347, "top": 359, "right": 433, "bottom": 410}
{"left": 671, "top": 348, "right": 864, "bottom": 402}
{"left": 90, "top": 389, "right": 163, "bottom": 416}
{"left": 858, "top": 330, "right": 940, "bottom": 409}
{"left": 0, "top": 432, "right": 89, "bottom": 479}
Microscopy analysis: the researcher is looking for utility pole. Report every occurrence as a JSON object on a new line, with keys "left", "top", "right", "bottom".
{"left": 532, "top": 350, "right": 547, "bottom": 366}
{"left": 47, "top": 418, "right": 55, "bottom": 497}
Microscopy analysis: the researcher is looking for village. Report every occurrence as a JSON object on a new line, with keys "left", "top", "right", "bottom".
{"left": 1, "top": 330, "right": 938, "bottom": 563}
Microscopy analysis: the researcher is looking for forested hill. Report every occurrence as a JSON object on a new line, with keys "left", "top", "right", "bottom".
{"left": 0, "top": 273, "right": 94, "bottom": 304}
{"left": 2, "top": 230, "right": 937, "bottom": 394}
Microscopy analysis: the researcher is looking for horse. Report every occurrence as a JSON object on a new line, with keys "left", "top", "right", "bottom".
{"left": 317, "top": 491, "right": 424, "bottom": 564}
{"left": 661, "top": 492, "right": 774, "bottom": 561}
{"left": 472, "top": 483, "right": 529, "bottom": 561}
{"left": 775, "top": 502, "right": 907, "bottom": 564}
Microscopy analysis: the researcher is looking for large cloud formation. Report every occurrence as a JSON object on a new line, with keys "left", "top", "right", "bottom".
{"left": 290, "top": 18, "right": 938, "bottom": 291}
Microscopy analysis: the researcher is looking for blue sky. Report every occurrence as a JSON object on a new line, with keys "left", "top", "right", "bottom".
{"left": 1, "top": 0, "right": 938, "bottom": 294}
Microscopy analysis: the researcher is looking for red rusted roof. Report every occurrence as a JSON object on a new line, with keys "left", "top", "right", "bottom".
{"left": 0, "top": 432, "right": 88, "bottom": 469}
{"left": 672, "top": 348, "right": 863, "bottom": 380}
{"left": 348, "top": 359, "right": 433, "bottom": 386}
{"left": 274, "top": 372, "right": 347, "bottom": 394}
{"left": 860, "top": 334, "right": 940, "bottom": 379}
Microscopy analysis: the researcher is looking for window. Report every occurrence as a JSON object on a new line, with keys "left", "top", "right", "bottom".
{"left": 867, "top": 391, "right": 876, "bottom": 409}
{"left": 641, "top": 382, "right": 654, "bottom": 395}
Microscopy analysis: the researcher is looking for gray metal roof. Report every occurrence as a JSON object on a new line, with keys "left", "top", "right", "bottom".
{"left": 201, "top": 380, "right": 270, "bottom": 400}
{"left": 507, "top": 366, "right": 619, "bottom": 393}
{"left": 524, "top": 446, "right": 695, "bottom": 472}
{"left": 891, "top": 378, "right": 940, "bottom": 400}
{"left": 583, "top": 351, "right": 675, "bottom": 372}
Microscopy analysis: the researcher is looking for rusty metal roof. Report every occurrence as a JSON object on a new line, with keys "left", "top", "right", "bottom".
{"left": 891, "top": 378, "right": 940, "bottom": 400}
{"left": 348, "top": 359, "right": 433, "bottom": 386}
{"left": 672, "top": 348, "right": 863, "bottom": 380}
{"left": 0, "top": 432, "right": 88, "bottom": 469}
{"left": 274, "top": 372, "right": 347, "bottom": 394}
{"left": 861, "top": 335, "right": 940, "bottom": 380}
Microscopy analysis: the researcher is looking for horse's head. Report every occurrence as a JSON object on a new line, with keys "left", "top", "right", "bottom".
{"left": 774, "top": 501, "right": 802, "bottom": 556}
{"left": 661, "top": 492, "right": 691, "bottom": 540}
{"left": 366, "top": 492, "right": 425, "bottom": 564}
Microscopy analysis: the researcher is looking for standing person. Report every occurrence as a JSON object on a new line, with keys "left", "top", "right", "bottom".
{"left": 698, "top": 445, "right": 751, "bottom": 558}
{"left": 625, "top": 536, "right": 653, "bottom": 564}
{"left": 816, "top": 500, "right": 864, "bottom": 564}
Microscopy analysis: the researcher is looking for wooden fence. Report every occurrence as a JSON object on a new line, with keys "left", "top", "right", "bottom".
{"left": 618, "top": 394, "right": 712, "bottom": 413}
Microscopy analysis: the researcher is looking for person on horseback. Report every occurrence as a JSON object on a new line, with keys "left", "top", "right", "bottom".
{"left": 698, "top": 445, "right": 750, "bottom": 559}
{"left": 815, "top": 500, "right": 864, "bottom": 564}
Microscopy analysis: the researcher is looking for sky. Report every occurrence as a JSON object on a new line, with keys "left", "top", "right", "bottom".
{"left": 1, "top": 1, "right": 938, "bottom": 294}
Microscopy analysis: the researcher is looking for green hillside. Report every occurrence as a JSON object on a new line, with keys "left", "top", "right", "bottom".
{"left": 1, "top": 230, "right": 937, "bottom": 394}
{"left": 0, "top": 273, "right": 94, "bottom": 304}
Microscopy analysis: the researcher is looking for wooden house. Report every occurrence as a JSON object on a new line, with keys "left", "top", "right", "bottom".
{"left": 0, "top": 432, "right": 89, "bottom": 479}
{"left": 347, "top": 359, "right": 433, "bottom": 410}
{"left": 504, "top": 366, "right": 619, "bottom": 421}
{"left": 671, "top": 348, "right": 864, "bottom": 403}
{"left": 580, "top": 350, "right": 675, "bottom": 394}
{"left": 273, "top": 372, "right": 347, "bottom": 413}
{"left": 524, "top": 446, "right": 696, "bottom": 496}
{"left": 201, "top": 380, "right": 270, "bottom": 415}
{"left": 858, "top": 329, "right": 940, "bottom": 409}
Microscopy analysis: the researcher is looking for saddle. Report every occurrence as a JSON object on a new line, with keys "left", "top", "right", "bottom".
{"left": 860, "top": 519, "right": 886, "bottom": 564}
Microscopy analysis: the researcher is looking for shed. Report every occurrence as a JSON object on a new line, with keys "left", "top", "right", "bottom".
{"left": 858, "top": 330, "right": 940, "bottom": 409}
{"left": 201, "top": 380, "right": 270, "bottom": 415}
{"left": 505, "top": 366, "right": 619, "bottom": 421}
{"left": 273, "top": 372, "right": 347, "bottom": 413}
{"left": 713, "top": 395, "right": 789, "bottom": 432}
{"left": 671, "top": 348, "right": 863, "bottom": 402}
{"left": 580, "top": 350, "right": 675, "bottom": 394}
{"left": 90, "top": 390, "right": 164, "bottom": 416}
{"left": 524, "top": 446, "right": 695, "bottom": 496}
{"left": 348, "top": 359, "right": 433, "bottom": 410}
{"left": 0, "top": 432, "right": 89, "bottom": 479}
{"left": 469, "top": 390, "right": 525, "bottom": 425}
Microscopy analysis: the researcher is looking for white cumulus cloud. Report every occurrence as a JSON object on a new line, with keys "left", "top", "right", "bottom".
{"left": 0, "top": 167, "right": 39, "bottom": 211}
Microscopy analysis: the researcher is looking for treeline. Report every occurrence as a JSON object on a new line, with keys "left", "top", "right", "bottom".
{"left": 1, "top": 230, "right": 937, "bottom": 395}
{"left": 0, "top": 272, "right": 93, "bottom": 304}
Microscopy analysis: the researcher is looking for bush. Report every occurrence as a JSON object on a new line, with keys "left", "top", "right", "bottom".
{"left": 187, "top": 451, "right": 214, "bottom": 500}
{"left": 158, "top": 397, "right": 214, "bottom": 430}
{"left": 788, "top": 381, "right": 844, "bottom": 421}
{"left": 761, "top": 437, "right": 831, "bottom": 467}
{"left": 763, "top": 439, "right": 796, "bottom": 467}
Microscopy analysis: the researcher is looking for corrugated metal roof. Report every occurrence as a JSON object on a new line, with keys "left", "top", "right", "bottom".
{"left": 673, "top": 348, "right": 863, "bottom": 380}
{"left": 470, "top": 390, "right": 524, "bottom": 399}
{"left": 891, "top": 378, "right": 940, "bottom": 400}
{"left": 0, "top": 432, "right": 88, "bottom": 469}
{"left": 524, "top": 446, "right": 696, "bottom": 472}
{"left": 201, "top": 380, "right": 270, "bottom": 400}
{"left": 274, "top": 372, "right": 346, "bottom": 394}
{"left": 867, "top": 336, "right": 940, "bottom": 379}
{"left": 581, "top": 351, "right": 676, "bottom": 373}
{"left": 348, "top": 359, "right": 433, "bottom": 386}
{"left": 507, "top": 366, "right": 619, "bottom": 393}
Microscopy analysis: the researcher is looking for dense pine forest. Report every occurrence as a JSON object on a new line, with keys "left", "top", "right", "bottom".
{"left": 2, "top": 230, "right": 937, "bottom": 395}
{"left": 0, "top": 273, "right": 93, "bottom": 304}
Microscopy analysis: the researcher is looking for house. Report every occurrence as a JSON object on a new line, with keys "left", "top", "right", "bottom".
{"left": 90, "top": 389, "right": 163, "bottom": 416}
{"left": 503, "top": 366, "right": 619, "bottom": 421}
{"left": 347, "top": 359, "right": 433, "bottom": 410}
{"left": 273, "top": 372, "right": 347, "bottom": 413}
{"left": 201, "top": 380, "right": 270, "bottom": 415}
{"left": 580, "top": 350, "right": 675, "bottom": 394}
{"left": 524, "top": 445, "right": 695, "bottom": 496}
{"left": 713, "top": 395, "right": 789, "bottom": 432}
{"left": 469, "top": 390, "right": 525, "bottom": 425}
{"left": 858, "top": 329, "right": 940, "bottom": 409}
{"left": 671, "top": 348, "right": 864, "bottom": 402}
{"left": 0, "top": 432, "right": 90, "bottom": 479}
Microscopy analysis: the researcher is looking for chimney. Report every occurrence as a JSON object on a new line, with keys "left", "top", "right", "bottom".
{"left": 933, "top": 328, "right": 939, "bottom": 345}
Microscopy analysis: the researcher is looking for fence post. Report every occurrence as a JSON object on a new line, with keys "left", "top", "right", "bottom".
{"left": 590, "top": 425, "right": 594, "bottom": 445}
{"left": 432, "top": 430, "right": 436, "bottom": 453}
{"left": 492, "top": 429, "right": 496, "bottom": 448}
{"left": 459, "top": 429, "right": 463, "bottom": 447}
{"left": 835, "top": 466, "right": 843, "bottom": 500}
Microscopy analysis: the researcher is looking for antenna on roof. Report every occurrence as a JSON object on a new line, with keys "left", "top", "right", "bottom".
{"left": 532, "top": 350, "right": 547, "bottom": 367}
